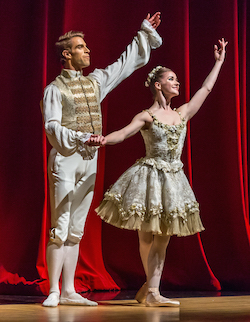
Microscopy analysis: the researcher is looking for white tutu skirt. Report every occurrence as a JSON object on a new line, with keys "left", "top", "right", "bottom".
{"left": 96, "top": 158, "right": 205, "bottom": 236}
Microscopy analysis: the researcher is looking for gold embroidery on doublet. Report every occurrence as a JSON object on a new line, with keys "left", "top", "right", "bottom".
{"left": 52, "top": 70, "right": 102, "bottom": 134}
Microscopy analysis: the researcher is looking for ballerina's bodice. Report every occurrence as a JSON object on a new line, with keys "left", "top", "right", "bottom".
{"left": 141, "top": 110, "right": 186, "bottom": 161}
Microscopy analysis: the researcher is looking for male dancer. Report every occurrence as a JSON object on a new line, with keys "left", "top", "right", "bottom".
{"left": 42, "top": 12, "right": 162, "bottom": 307}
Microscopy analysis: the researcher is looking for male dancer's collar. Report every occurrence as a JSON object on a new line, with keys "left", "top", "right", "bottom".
{"left": 61, "top": 69, "right": 83, "bottom": 78}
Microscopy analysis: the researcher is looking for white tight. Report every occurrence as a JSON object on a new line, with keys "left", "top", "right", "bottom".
{"left": 46, "top": 240, "right": 79, "bottom": 297}
{"left": 46, "top": 150, "right": 98, "bottom": 300}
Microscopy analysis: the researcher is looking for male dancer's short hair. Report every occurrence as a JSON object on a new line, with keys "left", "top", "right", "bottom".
{"left": 55, "top": 31, "right": 84, "bottom": 65}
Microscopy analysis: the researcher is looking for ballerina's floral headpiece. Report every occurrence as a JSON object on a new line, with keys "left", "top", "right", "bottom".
{"left": 145, "top": 66, "right": 163, "bottom": 87}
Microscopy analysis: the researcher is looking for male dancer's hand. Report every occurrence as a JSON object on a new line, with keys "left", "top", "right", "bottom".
{"left": 146, "top": 12, "right": 161, "bottom": 29}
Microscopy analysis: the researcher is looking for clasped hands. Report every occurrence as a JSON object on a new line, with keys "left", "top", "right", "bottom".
{"left": 86, "top": 134, "right": 107, "bottom": 147}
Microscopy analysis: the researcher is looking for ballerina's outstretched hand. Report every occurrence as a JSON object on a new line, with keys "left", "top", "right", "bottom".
{"left": 214, "top": 38, "right": 228, "bottom": 63}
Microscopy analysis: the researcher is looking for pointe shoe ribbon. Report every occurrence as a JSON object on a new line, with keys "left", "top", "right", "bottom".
{"left": 145, "top": 288, "right": 180, "bottom": 307}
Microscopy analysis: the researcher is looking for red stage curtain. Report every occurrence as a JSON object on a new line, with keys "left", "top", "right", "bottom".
{"left": 0, "top": 0, "right": 249, "bottom": 295}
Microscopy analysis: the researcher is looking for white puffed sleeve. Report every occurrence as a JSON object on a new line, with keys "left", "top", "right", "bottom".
{"left": 43, "top": 84, "right": 97, "bottom": 159}
{"left": 89, "top": 21, "right": 162, "bottom": 102}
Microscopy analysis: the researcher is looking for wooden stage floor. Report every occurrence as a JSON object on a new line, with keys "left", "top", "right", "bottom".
{"left": 1, "top": 291, "right": 250, "bottom": 322}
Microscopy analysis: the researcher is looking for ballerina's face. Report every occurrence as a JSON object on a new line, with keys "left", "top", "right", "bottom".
{"left": 159, "top": 71, "right": 180, "bottom": 97}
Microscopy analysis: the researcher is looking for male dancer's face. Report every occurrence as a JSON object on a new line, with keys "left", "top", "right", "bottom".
{"left": 67, "top": 37, "right": 90, "bottom": 71}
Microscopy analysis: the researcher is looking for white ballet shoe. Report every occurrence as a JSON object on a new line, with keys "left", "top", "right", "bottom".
{"left": 60, "top": 292, "right": 98, "bottom": 306}
{"left": 42, "top": 292, "right": 60, "bottom": 307}
{"left": 145, "top": 288, "right": 180, "bottom": 307}
{"left": 135, "top": 282, "right": 148, "bottom": 303}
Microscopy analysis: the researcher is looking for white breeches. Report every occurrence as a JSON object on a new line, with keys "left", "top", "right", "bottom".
{"left": 48, "top": 148, "right": 97, "bottom": 245}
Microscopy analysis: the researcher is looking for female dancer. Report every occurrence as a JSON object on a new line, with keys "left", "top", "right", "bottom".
{"left": 88, "top": 38, "right": 227, "bottom": 306}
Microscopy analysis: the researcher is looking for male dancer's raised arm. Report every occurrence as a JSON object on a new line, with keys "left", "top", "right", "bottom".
{"left": 43, "top": 13, "right": 162, "bottom": 160}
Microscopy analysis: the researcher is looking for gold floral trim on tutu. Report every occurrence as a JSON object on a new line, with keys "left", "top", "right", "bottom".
{"left": 103, "top": 190, "right": 199, "bottom": 224}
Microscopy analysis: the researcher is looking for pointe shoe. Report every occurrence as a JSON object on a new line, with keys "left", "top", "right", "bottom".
{"left": 42, "top": 292, "right": 60, "bottom": 307}
{"left": 135, "top": 282, "right": 148, "bottom": 303}
{"left": 60, "top": 292, "right": 98, "bottom": 306}
{"left": 145, "top": 288, "right": 180, "bottom": 307}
